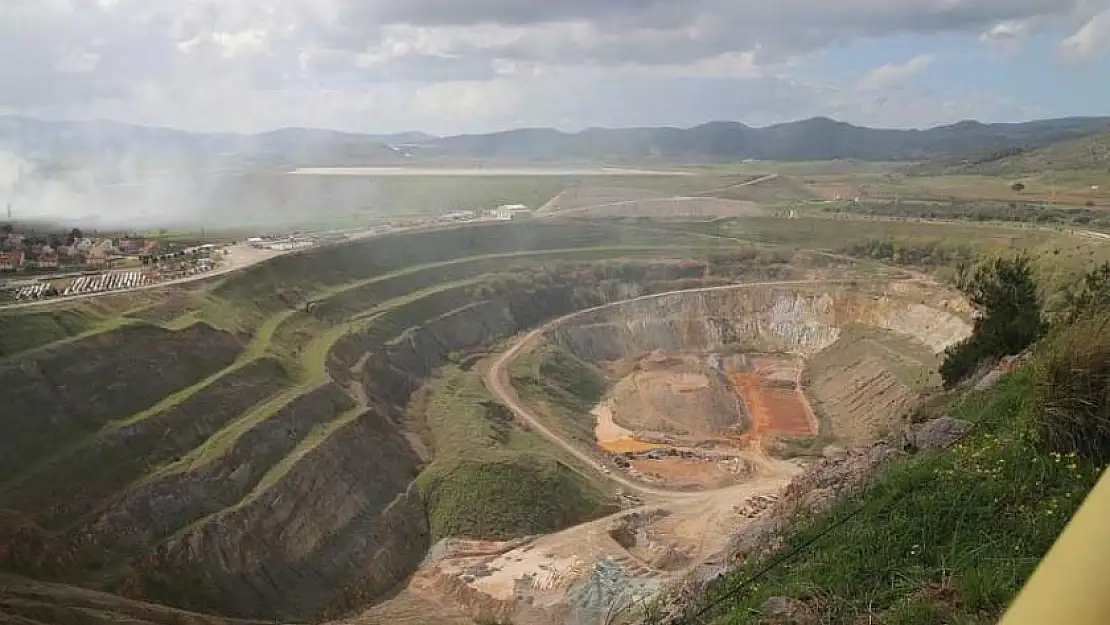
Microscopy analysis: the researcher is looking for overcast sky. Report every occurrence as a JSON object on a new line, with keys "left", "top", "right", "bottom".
{"left": 2, "top": 0, "right": 1109, "bottom": 135}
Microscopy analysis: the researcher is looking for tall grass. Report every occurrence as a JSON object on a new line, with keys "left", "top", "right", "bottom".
{"left": 1033, "top": 313, "right": 1110, "bottom": 464}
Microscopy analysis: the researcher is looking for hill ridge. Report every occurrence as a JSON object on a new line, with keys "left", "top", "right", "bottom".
{"left": 4, "top": 114, "right": 1110, "bottom": 166}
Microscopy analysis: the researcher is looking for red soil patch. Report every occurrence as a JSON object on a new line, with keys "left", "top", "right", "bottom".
{"left": 730, "top": 358, "right": 818, "bottom": 453}
{"left": 629, "top": 458, "right": 721, "bottom": 479}
{"left": 761, "top": 388, "right": 816, "bottom": 435}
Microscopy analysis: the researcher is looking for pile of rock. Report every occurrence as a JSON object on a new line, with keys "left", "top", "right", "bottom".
{"left": 731, "top": 493, "right": 778, "bottom": 519}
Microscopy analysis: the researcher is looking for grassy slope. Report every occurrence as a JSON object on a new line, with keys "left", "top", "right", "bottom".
{"left": 0, "top": 309, "right": 99, "bottom": 357}
{"left": 414, "top": 368, "right": 616, "bottom": 541}
{"left": 917, "top": 130, "right": 1110, "bottom": 177}
{"left": 109, "top": 243, "right": 702, "bottom": 541}
{"left": 4, "top": 235, "right": 717, "bottom": 503}
{"left": 510, "top": 343, "right": 609, "bottom": 449}
{"left": 692, "top": 368, "right": 1100, "bottom": 625}
{"left": 672, "top": 216, "right": 1110, "bottom": 311}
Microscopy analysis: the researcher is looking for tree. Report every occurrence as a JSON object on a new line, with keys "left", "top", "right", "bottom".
{"left": 1011, "top": 182, "right": 1026, "bottom": 193}
{"left": 66, "top": 227, "right": 83, "bottom": 245}
{"left": 940, "top": 254, "right": 1045, "bottom": 387}
{"left": 0, "top": 224, "right": 11, "bottom": 235}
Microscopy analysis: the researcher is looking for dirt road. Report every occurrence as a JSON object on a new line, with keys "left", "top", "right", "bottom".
{"left": 487, "top": 327, "right": 682, "bottom": 499}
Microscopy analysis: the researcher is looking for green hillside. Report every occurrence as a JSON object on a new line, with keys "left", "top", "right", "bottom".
{"left": 915, "top": 129, "right": 1110, "bottom": 176}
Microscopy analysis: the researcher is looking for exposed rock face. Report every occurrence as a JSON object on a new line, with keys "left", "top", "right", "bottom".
{"left": 77, "top": 384, "right": 360, "bottom": 559}
{"left": 806, "top": 356, "right": 918, "bottom": 444}
{"left": 552, "top": 282, "right": 970, "bottom": 364}
{"left": 147, "top": 415, "right": 427, "bottom": 620}
{"left": 913, "top": 416, "right": 973, "bottom": 451}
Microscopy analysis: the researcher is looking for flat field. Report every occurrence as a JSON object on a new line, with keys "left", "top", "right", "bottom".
{"left": 134, "top": 170, "right": 727, "bottom": 231}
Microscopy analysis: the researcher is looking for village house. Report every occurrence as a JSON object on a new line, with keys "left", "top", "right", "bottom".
{"left": 0, "top": 250, "right": 22, "bottom": 271}
{"left": 116, "top": 236, "right": 148, "bottom": 254}
{"left": 36, "top": 252, "right": 59, "bottom": 269}
{"left": 85, "top": 246, "right": 108, "bottom": 269}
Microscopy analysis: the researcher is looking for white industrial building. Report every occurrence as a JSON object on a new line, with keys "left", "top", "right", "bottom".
{"left": 494, "top": 204, "right": 531, "bottom": 220}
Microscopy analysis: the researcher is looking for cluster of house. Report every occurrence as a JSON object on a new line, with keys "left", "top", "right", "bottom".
{"left": 0, "top": 230, "right": 158, "bottom": 273}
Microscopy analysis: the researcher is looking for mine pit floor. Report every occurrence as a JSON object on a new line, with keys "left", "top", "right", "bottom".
{"left": 729, "top": 355, "right": 819, "bottom": 452}
{"left": 594, "top": 352, "right": 818, "bottom": 489}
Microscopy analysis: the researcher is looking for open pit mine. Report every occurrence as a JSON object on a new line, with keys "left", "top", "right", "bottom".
{"left": 402, "top": 279, "right": 972, "bottom": 624}
{"left": 0, "top": 221, "right": 972, "bottom": 625}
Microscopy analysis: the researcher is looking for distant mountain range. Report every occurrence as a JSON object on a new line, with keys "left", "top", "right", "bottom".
{"left": 913, "top": 128, "right": 1110, "bottom": 176}
{"left": 2, "top": 114, "right": 1109, "bottom": 170}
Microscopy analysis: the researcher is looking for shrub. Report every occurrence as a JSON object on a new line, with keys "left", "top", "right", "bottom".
{"left": 1033, "top": 313, "right": 1110, "bottom": 464}
{"left": 941, "top": 254, "right": 1045, "bottom": 387}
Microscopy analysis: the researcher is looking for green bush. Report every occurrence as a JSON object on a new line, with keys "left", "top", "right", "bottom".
{"left": 1033, "top": 313, "right": 1110, "bottom": 464}
{"left": 940, "top": 255, "right": 1045, "bottom": 387}
{"left": 420, "top": 455, "right": 615, "bottom": 541}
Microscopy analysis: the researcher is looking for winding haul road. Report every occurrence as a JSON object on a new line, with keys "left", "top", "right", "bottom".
{"left": 482, "top": 279, "right": 868, "bottom": 499}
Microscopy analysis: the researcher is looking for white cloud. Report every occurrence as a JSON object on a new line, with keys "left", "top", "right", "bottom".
{"left": 1060, "top": 8, "right": 1110, "bottom": 60}
{"left": 0, "top": 0, "right": 1105, "bottom": 133}
{"left": 981, "top": 20, "right": 1031, "bottom": 41}
{"left": 857, "top": 54, "right": 936, "bottom": 91}
{"left": 55, "top": 50, "right": 102, "bottom": 73}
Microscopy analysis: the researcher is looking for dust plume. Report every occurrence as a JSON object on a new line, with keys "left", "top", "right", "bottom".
{"left": 0, "top": 147, "right": 222, "bottom": 231}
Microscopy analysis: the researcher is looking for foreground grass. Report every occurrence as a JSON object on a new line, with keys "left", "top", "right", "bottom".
{"left": 414, "top": 367, "right": 616, "bottom": 541}
{"left": 689, "top": 369, "right": 1100, "bottom": 625}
